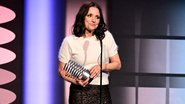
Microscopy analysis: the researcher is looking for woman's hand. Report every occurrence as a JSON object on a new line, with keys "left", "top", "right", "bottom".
{"left": 58, "top": 62, "right": 80, "bottom": 85}
{"left": 90, "top": 65, "right": 101, "bottom": 78}
{"left": 76, "top": 77, "right": 90, "bottom": 87}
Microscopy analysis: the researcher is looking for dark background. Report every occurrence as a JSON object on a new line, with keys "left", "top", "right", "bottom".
{"left": 108, "top": 0, "right": 185, "bottom": 104}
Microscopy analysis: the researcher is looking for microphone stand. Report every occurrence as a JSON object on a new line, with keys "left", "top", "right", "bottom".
{"left": 100, "top": 39, "right": 103, "bottom": 104}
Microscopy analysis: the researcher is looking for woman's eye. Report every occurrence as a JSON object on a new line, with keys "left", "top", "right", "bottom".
{"left": 96, "top": 16, "right": 100, "bottom": 19}
{"left": 87, "top": 14, "right": 92, "bottom": 17}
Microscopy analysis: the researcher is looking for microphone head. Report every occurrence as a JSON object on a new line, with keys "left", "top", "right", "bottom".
{"left": 94, "top": 29, "right": 105, "bottom": 40}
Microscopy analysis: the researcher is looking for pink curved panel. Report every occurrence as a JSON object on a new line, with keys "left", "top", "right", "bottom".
{"left": 0, "top": 27, "right": 16, "bottom": 45}
{"left": 0, "top": 88, "right": 16, "bottom": 104}
{"left": 0, "top": 68, "right": 16, "bottom": 85}
{"left": 0, "top": 6, "right": 16, "bottom": 24}
{"left": 0, "top": 47, "right": 16, "bottom": 65}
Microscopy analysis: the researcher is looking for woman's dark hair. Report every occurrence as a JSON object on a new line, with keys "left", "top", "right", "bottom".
{"left": 72, "top": 2, "right": 107, "bottom": 40}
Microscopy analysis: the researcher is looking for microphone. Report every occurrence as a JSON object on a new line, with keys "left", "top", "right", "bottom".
{"left": 64, "top": 60, "right": 90, "bottom": 80}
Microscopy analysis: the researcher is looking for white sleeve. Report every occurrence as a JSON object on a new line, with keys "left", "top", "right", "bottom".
{"left": 105, "top": 31, "right": 118, "bottom": 57}
{"left": 58, "top": 37, "right": 71, "bottom": 63}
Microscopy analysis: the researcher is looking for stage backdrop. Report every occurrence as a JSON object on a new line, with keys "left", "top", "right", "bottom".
{"left": 108, "top": 0, "right": 185, "bottom": 104}
{"left": 1, "top": 0, "right": 65, "bottom": 104}
{"left": 0, "top": 0, "right": 23, "bottom": 104}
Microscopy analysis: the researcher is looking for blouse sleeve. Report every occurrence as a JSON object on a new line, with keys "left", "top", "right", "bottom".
{"left": 58, "top": 37, "right": 71, "bottom": 63}
{"left": 105, "top": 31, "right": 118, "bottom": 57}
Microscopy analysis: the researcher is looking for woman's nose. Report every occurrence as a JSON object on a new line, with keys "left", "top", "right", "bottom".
{"left": 91, "top": 17, "right": 96, "bottom": 23}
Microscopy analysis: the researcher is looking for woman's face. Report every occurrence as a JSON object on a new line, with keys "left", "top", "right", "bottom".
{"left": 84, "top": 7, "right": 100, "bottom": 32}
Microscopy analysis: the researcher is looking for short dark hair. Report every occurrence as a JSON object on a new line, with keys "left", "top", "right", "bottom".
{"left": 72, "top": 2, "right": 107, "bottom": 40}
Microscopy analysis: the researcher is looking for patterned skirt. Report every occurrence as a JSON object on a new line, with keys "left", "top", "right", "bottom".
{"left": 69, "top": 84, "right": 112, "bottom": 104}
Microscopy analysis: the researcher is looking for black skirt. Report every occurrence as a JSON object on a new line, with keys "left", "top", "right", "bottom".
{"left": 69, "top": 84, "right": 112, "bottom": 104}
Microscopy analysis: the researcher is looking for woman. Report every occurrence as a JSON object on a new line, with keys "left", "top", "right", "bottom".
{"left": 58, "top": 2, "right": 121, "bottom": 104}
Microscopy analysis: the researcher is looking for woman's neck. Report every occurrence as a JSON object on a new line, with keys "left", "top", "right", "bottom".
{"left": 84, "top": 30, "right": 94, "bottom": 38}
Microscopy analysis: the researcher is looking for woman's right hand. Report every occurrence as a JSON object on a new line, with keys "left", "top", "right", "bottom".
{"left": 59, "top": 62, "right": 90, "bottom": 87}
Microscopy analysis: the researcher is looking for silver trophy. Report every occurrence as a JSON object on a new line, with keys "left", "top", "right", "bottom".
{"left": 64, "top": 60, "right": 90, "bottom": 80}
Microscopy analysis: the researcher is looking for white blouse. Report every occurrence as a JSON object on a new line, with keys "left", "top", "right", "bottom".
{"left": 58, "top": 30, "right": 118, "bottom": 85}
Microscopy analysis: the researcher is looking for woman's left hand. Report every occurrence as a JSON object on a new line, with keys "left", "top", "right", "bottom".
{"left": 76, "top": 77, "right": 90, "bottom": 87}
{"left": 90, "top": 65, "right": 101, "bottom": 78}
